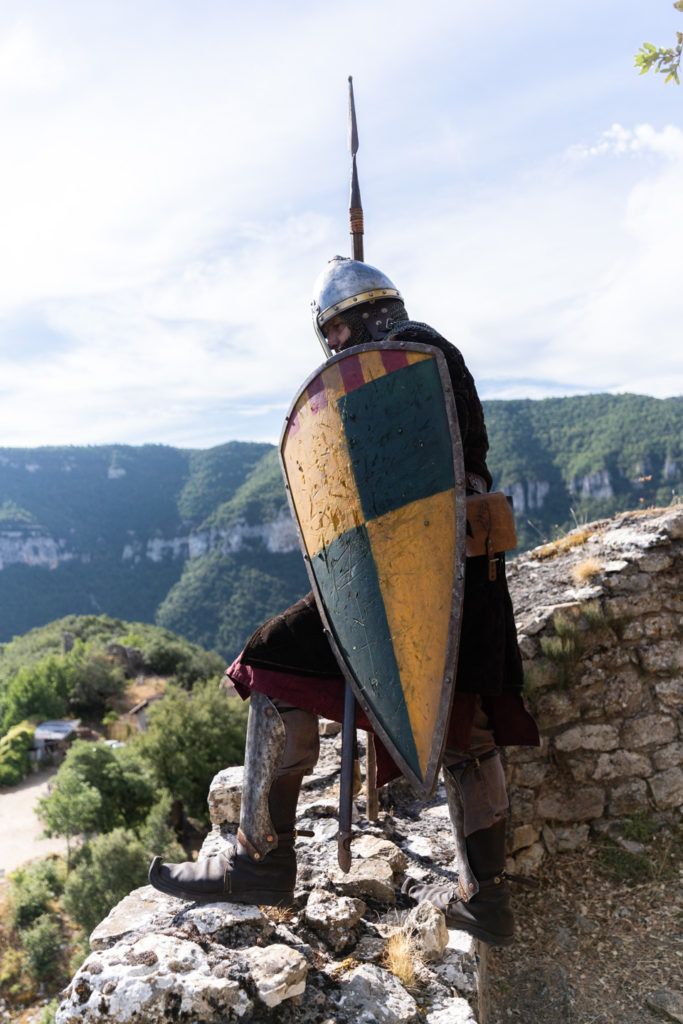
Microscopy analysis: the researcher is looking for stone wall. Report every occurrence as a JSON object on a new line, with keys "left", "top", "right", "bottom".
{"left": 503, "top": 504, "right": 682, "bottom": 873}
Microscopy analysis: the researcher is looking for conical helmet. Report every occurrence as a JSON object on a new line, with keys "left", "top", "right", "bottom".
{"left": 311, "top": 256, "right": 402, "bottom": 354}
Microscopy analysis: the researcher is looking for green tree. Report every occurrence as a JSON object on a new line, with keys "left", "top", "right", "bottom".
{"left": 36, "top": 770, "right": 101, "bottom": 870}
{"left": 137, "top": 796, "right": 186, "bottom": 863}
{"left": 67, "top": 650, "right": 126, "bottom": 716}
{"left": 635, "top": 2, "right": 683, "bottom": 83}
{"left": 20, "top": 914, "right": 61, "bottom": 976}
{"left": 1, "top": 657, "right": 74, "bottom": 734}
{"left": 0, "top": 722, "right": 35, "bottom": 787}
{"left": 38, "top": 741, "right": 157, "bottom": 840}
{"left": 8, "top": 858, "right": 65, "bottom": 929}
{"left": 136, "top": 680, "right": 248, "bottom": 823}
{"left": 62, "top": 828, "right": 150, "bottom": 935}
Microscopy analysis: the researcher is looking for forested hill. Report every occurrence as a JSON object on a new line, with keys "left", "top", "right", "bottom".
{"left": 0, "top": 393, "right": 680, "bottom": 658}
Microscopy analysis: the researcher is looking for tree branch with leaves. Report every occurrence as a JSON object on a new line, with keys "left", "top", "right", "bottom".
{"left": 635, "top": 1, "right": 683, "bottom": 83}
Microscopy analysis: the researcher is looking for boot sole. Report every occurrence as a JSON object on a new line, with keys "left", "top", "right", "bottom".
{"left": 148, "top": 857, "right": 294, "bottom": 908}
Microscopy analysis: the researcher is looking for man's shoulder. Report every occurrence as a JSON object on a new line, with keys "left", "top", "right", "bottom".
{"left": 387, "top": 319, "right": 451, "bottom": 348}
{"left": 388, "top": 321, "right": 467, "bottom": 372}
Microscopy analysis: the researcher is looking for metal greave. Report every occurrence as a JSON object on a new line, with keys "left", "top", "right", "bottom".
{"left": 442, "top": 764, "right": 479, "bottom": 902}
{"left": 237, "top": 692, "right": 287, "bottom": 862}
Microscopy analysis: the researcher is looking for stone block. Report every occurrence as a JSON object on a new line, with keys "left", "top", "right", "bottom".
{"left": 327, "top": 857, "right": 396, "bottom": 903}
{"left": 505, "top": 737, "right": 549, "bottom": 764}
{"left": 607, "top": 778, "right": 649, "bottom": 816}
{"left": 655, "top": 678, "right": 683, "bottom": 709}
{"left": 248, "top": 943, "right": 308, "bottom": 1008}
{"left": 536, "top": 785, "right": 605, "bottom": 822}
{"left": 352, "top": 835, "right": 408, "bottom": 873}
{"left": 512, "top": 760, "right": 550, "bottom": 788}
{"left": 542, "top": 823, "right": 589, "bottom": 853}
{"left": 509, "top": 824, "right": 540, "bottom": 852}
{"left": 636, "top": 552, "right": 673, "bottom": 573}
{"left": 621, "top": 620, "right": 644, "bottom": 641}
{"left": 649, "top": 767, "right": 683, "bottom": 809}
{"left": 592, "top": 750, "right": 652, "bottom": 782}
{"left": 57, "top": 933, "right": 251, "bottom": 1023}
{"left": 532, "top": 691, "right": 575, "bottom": 730}
{"left": 640, "top": 639, "right": 683, "bottom": 674}
{"left": 606, "top": 571, "right": 651, "bottom": 593}
{"left": 319, "top": 718, "right": 342, "bottom": 736}
{"left": 565, "top": 757, "right": 595, "bottom": 783}
{"left": 303, "top": 889, "right": 366, "bottom": 952}
{"left": 508, "top": 787, "right": 535, "bottom": 822}
{"left": 554, "top": 724, "right": 619, "bottom": 753}
{"left": 621, "top": 714, "right": 677, "bottom": 749}
{"left": 659, "top": 508, "right": 683, "bottom": 539}
{"left": 518, "top": 635, "right": 539, "bottom": 659}
{"left": 207, "top": 766, "right": 243, "bottom": 825}
{"left": 576, "top": 683, "right": 607, "bottom": 721}
{"left": 652, "top": 742, "right": 683, "bottom": 772}
{"left": 334, "top": 963, "right": 418, "bottom": 1023}
{"left": 603, "top": 669, "right": 650, "bottom": 718}
{"left": 403, "top": 900, "right": 449, "bottom": 961}
{"left": 509, "top": 841, "right": 545, "bottom": 875}
{"left": 645, "top": 613, "right": 677, "bottom": 638}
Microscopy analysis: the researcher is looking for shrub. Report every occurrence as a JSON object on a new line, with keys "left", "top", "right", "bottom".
{"left": 136, "top": 680, "right": 248, "bottom": 823}
{"left": 38, "top": 740, "right": 157, "bottom": 842}
{"left": 21, "top": 913, "right": 62, "bottom": 976}
{"left": 39, "top": 1000, "right": 58, "bottom": 1024}
{"left": 67, "top": 653, "right": 126, "bottom": 716}
{"left": 8, "top": 858, "right": 65, "bottom": 929}
{"left": 1, "top": 658, "right": 73, "bottom": 734}
{"left": 63, "top": 829, "right": 150, "bottom": 934}
{"left": 138, "top": 796, "right": 186, "bottom": 863}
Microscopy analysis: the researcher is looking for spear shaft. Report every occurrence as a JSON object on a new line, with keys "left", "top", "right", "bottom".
{"left": 348, "top": 76, "right": 364, "bottom": 262}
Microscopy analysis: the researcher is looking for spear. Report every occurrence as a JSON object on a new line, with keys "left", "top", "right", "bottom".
{"left": 338, "top": 77, "right": 378, "bottom": 874}
{"left": 348, "top": 76, "right": 364, "bottom": 262}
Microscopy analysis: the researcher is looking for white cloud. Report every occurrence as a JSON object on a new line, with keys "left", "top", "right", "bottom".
{"left": 567, "top": 122, "right": 683, "bottom": 161}
{"left": 0, "top": 19, "right": 64, "bottom": 94}
{"left": 1, "top": 2, "right": 682, "bottom": 448}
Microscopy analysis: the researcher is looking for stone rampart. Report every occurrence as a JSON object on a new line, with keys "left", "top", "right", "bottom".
{"left": 504, "top": 504, "right": 682, "bottom": 873}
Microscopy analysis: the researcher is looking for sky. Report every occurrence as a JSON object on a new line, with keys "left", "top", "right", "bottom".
{"left": 1, "top": 0, "right": 682, "bottom": 450}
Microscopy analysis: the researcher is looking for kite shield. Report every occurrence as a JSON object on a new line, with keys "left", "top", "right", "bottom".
{"left": 280, "top": 341, "right": 466, "bottom": 797}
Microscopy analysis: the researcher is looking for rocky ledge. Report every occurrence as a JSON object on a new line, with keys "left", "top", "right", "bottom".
{"left": 57, "top": 732, "right": 488, "bottom": 1024}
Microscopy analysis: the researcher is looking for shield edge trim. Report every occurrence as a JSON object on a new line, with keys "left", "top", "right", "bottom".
{"left": 279, "top": 340, "right": 467, "bottom": 798}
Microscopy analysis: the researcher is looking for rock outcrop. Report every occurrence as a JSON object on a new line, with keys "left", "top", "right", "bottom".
{"left": 55, "top": 505, "right": 682, "bottom": 1024}
{"left": 57, "top": 732, "right": 486, "bottom": 1024}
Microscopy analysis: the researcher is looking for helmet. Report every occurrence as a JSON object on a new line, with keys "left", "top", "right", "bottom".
{"left": 311, "top": 256, "right": 403, "bottom": 355}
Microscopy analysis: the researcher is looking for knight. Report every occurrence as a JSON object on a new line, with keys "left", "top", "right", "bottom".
{"left": 149, "top": 256, "right": 540, "bottom": 946}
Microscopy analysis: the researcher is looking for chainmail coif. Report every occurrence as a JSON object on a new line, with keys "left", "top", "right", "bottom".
{"left": 341, "top": 299, "right": 409, "bottom": 346}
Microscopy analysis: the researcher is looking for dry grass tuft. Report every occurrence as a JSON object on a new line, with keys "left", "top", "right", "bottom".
{"left": 381, "top": 930, "right": 421, "bottom": 990}
{"left": 262, "top": 905, "right": 294, "bottom": 925}
{"left": 531, "top": 524, "right": 603, "bottom": 561}
{"left": 570, "top": 557, "right": 602, "bottom": 584}
{"left": 328, "top": 956, "right": 361, "bottom": 978}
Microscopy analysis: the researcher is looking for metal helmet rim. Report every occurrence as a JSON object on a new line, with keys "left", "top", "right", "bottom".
{"left": 311, "top": 255, "right": 403, "bottom": 354}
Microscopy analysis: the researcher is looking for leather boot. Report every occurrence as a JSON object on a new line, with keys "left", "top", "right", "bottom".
{"left": 148, "top": 772, "right": 304, "bottom": 906}
{"left": 149, "top": 693, "right": 319, "bottom": 907}
{"left": 402, "top": 820, "right": 515, "bottom": 946}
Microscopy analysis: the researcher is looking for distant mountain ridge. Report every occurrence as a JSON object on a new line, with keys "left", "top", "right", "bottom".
{"left": 0, "top": 393, "right": 680, "bottom": 658}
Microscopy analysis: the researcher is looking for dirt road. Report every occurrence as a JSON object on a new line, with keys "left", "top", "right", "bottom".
{"left": 0, "top": 768, "right": 67, "bottom": 877}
